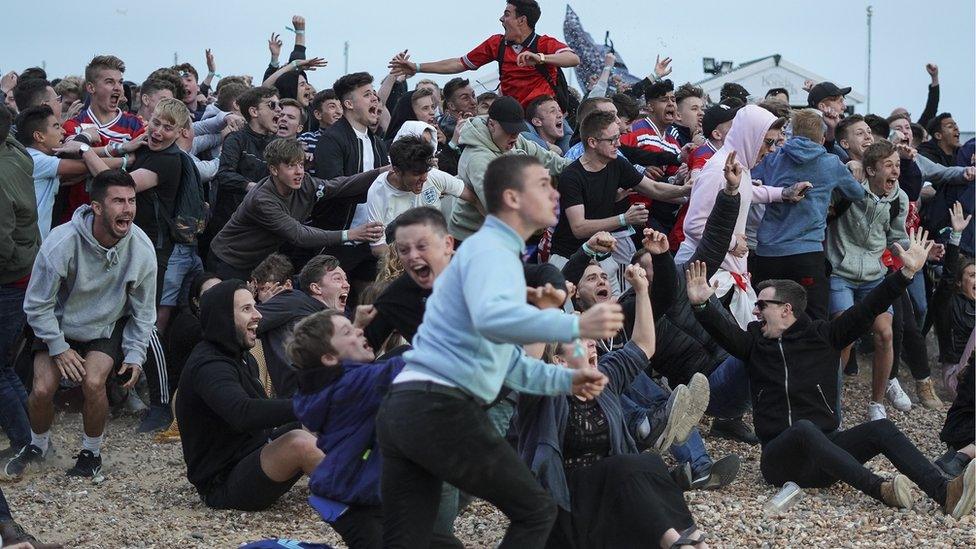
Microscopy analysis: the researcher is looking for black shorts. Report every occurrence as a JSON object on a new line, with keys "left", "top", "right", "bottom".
{"left": 32, "top": 318, "right": 126, "bottom": 366}
{"left": 203, "top": 443, "right": 301, "bottom": 511}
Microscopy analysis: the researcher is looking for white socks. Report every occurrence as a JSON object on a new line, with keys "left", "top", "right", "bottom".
{"left": 30, "top": 430, "right": 50, "bottom": 455}
{"left": 82, "top": 434, "right": 104, "bottom": 457}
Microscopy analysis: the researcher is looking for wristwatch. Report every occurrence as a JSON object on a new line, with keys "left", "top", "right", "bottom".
{"left": 78, "top": 144, "right": 91, "bottom": 154}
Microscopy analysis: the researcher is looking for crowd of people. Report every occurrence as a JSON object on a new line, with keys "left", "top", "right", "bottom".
{"left": 0, "top": 1, "right": 973, "bottom": 547}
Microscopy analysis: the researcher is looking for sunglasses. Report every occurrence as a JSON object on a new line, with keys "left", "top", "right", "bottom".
{"left": 756, "top": 299, "right": 785, "bottom": 311}
{"left": 763, "top": 138, "right": 778, "bottom": 148}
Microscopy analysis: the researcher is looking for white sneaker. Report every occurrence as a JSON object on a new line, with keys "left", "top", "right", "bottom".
{"left": 124, "top": 390, "right": 149, "bottom": 414}
{"left": 885, "top": 379, "right": 912, "bottom": 412}
{"left": 867, "top": 401, "right": 888, "bottom": 421}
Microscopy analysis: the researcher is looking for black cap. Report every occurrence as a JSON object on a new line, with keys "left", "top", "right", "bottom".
{"left": 807, "top": 81, "right": 851, "bottom": 107}
{"left": 702, "top": 101, "right": 741, "bottom": 138}
{"left": 720, "top": 82, "right": 750, "bottom": 103}
{"left": 488, "top": 96, "right": 527, "bottom": 134}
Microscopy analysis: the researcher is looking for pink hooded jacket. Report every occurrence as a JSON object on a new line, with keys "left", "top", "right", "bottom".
{"left": 675, "top": 105, "right": 785, "bottom": 274}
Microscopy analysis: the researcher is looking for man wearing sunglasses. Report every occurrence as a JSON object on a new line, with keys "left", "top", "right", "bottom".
{"left": 687, "top": 228, "right": 976, "bottom": 519}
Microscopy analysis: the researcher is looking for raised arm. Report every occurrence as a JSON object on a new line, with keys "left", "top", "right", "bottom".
{"left": 687, "top": 260, "right": 754, "bottom": 359}
{"left": 917, "top": 63, "right": 940, "bottom": 127}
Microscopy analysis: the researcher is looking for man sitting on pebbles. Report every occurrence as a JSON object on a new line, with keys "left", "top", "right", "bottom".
{"left": 686, "top": 228, "right": 976, "bottom": 519}
{"left": 175, "top": 279, "right": 323, "bottom": 511}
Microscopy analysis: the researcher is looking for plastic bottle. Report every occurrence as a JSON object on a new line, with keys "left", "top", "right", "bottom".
{"left": 763, "top": 481, "right": 804, "bottom": 515}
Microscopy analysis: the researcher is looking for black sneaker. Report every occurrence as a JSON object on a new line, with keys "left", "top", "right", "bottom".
{"left": 137, "top": 404, "right": 173, "bottom": 433}
{"left": 2, "top": 444, "right": 45, "bottom": 480}
{"left": 66, "top": 450, "right": 102, "bottom": 478}
{"left": 709, "top": 417, "right": 759, "bottom": 445}
{"left": 670, "top": 462, "right": 693, "bottom": 491}
{"left": 691, "top": 454, "right": 741, "bottom": 490}
{"left": 936, "top": 450, "right": 972, "bottom": 479}
{"left": 843, "top": 352, "right": 859, "bottom": 376}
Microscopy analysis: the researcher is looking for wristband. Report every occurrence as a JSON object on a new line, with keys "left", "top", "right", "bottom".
{"left": 291, "top": 60, "right": 300, "bottom": 71}
{"left": 582, "top": 243, "right": 597, "bottom": 257}
{"left": 269, "top": 60, "right": 280, "bottom": 69}
{"left": 950, "top": 231, "right": 962, "bottom": 245}
{"left": 693, "top": 302, "right": 707, "bottom": 311}
{"left": 618, "top": 213, "right": 627, "bottom": 227}
{"left": 104, "top": 144, "right": 115, "bottom": 158}
{"left": 121, "top": 155, "right": 128, "bottom": 173}
{"left": 285, "top": 26, "right": 304, "bottom": 35}
{"left": 206, "top": 71, "right": 216, "bottom": 78}
{"left": 342, "top": 230, "right": 349, "bottom": 242}
{"left": 538, "top": 53, "right": 547, "bottom": 64}
{"left": 414, "top": 61, "right": 421, "bottom": 73}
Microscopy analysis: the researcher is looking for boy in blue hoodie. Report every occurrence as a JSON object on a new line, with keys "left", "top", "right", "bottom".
{"left": 290, "top": 309, "right": 403, "bottom": 549}
{"left": 752, "top": 108, "right": 865, "bottom": 321}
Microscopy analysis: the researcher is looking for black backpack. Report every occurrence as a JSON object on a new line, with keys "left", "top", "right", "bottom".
{"left": 159, "top": 151, "right": 209, "bottom": 245}
{"left": 495, "top": 35, "right": 580, "bottom": 129}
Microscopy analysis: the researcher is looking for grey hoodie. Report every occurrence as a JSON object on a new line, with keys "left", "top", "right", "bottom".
{"left": 449, "top": 116, "right": 571, "bottom": 240}
{"left": 24, "top": 205, "right": 158, "bottom": 365}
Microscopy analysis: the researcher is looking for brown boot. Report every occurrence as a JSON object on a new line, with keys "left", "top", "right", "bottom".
{"left": 879, "top": 474, "right": 914, "bottom": 509}
{"left": 945, "top": 460, "right": 976, "bottom": 519}
{"left": 915, "top": 378, "right": 943, "bottom": 410}
{"left": 0, "top": 519, "right": 63, "bottom": 548}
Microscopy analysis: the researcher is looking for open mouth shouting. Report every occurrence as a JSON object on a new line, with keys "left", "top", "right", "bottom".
{"left": 115, "top": 216, "right": 132, "bottom": 233}
{"left": 408, "top": 262, "right": 434, "bottom": 288}
{"left": 338, "top": 292, "right": 349, "bottom": 310}
{"left": 594, "top": 287, "right": 611, "bottom": 302}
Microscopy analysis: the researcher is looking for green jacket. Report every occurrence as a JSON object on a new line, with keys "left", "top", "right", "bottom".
{"left": 0, "top": 135, "right": 39, "bottom": 284}
{"left": 826, "top": 181, "right": 909, "bottom": 284}
{"left": 448, "top": 116, "right": 571, "bottom": 241}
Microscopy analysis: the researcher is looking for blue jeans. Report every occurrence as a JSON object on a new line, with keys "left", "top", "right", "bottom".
{"left": 0, "top": 286, "right": 30, "bottom": 450}
{"left": 622, "top": 372, "right": 712, "bottom": 476}
{"left": 706, "top": 356, "right": 751, "bottom": 419}
{"left": 906, "top": 272, "right": 927, "bottom": 328}
{"left": 160, "top": 243, "right": 203, "bottom": 307}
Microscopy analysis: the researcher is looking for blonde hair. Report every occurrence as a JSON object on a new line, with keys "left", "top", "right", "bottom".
{"left": 791, "top": 108, "right": 826, "bottom": 142}
{"left": 376, "top": 245, "right": 404, "bottom": 282}
{"left": 54, "top": 76, "right": 84, "bottom": 97}
{"left": 152, "top": 97, "right": 191, "bottom": 128}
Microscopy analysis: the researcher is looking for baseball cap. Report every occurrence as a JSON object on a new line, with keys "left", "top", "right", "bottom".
{"left": 702, "top": 101, "right": 742, "bottom": 138}
{"left": 488, "top": 96, "right": 526, "bottom": 134}
{"left": 807, "top": 82, "right": 852, "bottom": 107}
{"left": 720, "top": 83, "right": 750, "bottom": 103}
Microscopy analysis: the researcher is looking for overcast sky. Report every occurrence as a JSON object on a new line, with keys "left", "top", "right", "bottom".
{"left": 5, "top": 0, "right": 974, "bottom": 129}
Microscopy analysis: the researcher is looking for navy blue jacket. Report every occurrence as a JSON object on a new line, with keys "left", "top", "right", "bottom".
{"left": 514, "top": 342, "right": 647, "bottom": 510}
{"left": 293, "top": 357, "right": 405, "bottom": 522}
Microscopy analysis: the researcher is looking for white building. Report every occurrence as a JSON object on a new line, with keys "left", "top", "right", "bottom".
{"left": 695, "top": 54, "right": 866, "bottom": 112}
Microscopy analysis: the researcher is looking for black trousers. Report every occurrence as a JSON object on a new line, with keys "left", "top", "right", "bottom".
{"left": 751, "top": 251, "right": 830, "bottom": 321}
{"left": 332, "top": 505, "right": 384, "bottom": 549}
{"left": 760, "top": 419, "right": 947, "bottom": 505}
{"left": 207, "top": 249, "right": 253, "bottom": 281}
{"left": 941, "top": 363, "right": 975, "bottom": 449}
{"left": 377, "top": 390, "right": 557, "bottom": 549}
{"left": 891, "top": 290, "right": 931, "bottom": 381}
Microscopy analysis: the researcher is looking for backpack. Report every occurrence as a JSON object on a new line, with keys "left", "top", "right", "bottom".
{"left": 159, "top": 151, "right": 210, "bottom": 245}
{"left": 495, "top": 35, "right": 580, "bottom": 129}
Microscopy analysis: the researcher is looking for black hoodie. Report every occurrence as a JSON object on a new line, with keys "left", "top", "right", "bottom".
{"left": 175, "top": 279, "right": 296, "bottom": 496}
{"left": 384, "top": 90, "right": 421, "bottom": 148}
{"left": 256, "top": 289, "right": 326, "bottom": 397}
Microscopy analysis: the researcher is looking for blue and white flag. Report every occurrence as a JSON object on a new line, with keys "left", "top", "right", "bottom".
{"left": 562, "top": 5, "right": 641, "bottom": 92}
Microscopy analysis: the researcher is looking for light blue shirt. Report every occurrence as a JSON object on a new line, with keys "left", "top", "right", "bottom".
{"left": 27, "top": 148, "right": 61, "bottom": 241}
{"left": 401, "top": 215, "right": 580, "bottom": 403}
